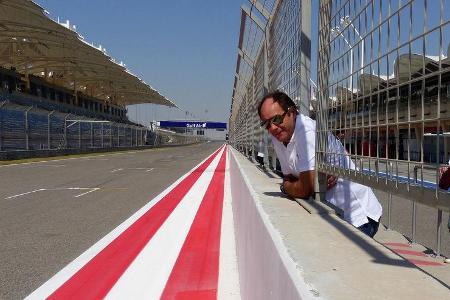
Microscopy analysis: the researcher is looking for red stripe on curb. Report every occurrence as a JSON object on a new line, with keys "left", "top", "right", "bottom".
{"left": 383, "top": 242, "right": 411, "bottom": 248}
{"left": 48, "top": 146, "right": 224, "bottom": 300}
{"left": 393, "top": 249, "right": 426, "bottom": 257}
{"left": 407, "top": 259, "right": 444, "bottom": 266}
{"left": 161, "top": 148, "right": 227, "bottom": 300}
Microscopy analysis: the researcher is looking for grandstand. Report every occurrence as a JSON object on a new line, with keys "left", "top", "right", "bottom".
{"left": 0, "top": 0, "right": 178, "bottom": 154}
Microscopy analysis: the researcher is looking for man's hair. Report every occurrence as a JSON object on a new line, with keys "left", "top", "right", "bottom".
{"left": 257, "top": 90, "right": 298, "bottom": 118}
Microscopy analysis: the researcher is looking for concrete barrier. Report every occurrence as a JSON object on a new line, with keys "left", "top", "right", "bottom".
{"left": 228, "top": 147, "right": 450, "bottom": 300}
{"left": 229, "top": 148, "right": 314, "bottom": 300}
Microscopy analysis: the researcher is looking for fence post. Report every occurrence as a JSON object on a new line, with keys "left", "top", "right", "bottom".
{"left": 135, "top": 127, "right": 138, "bottom": 146}
{"left": 25, "top": 106, "right": 32, "bottom": 150}
{"left": 436, "top": 209, "right": 442, "bottom": 257}
{"left": 411, "top": 165, "right": 420, "bottom": 243}
{"left": 64, "top": 114, "right": 69, "bottom": 149}
{"left": 0, "top": 101, "right": 6, "bottom": 151}
{"left": 116, "top": 124, "right": 119, "bottom": 147}
{"left": 47, "top": 111, "right": 54, "bottom": 149}
{"left": 91, "top": 122, "right": 94, "bottom": 148}
{"left": 101, "top": 122, "right": 104, "bottom": 148}
{"left": 78, "top": 119, "right": 81, "bottom": 149}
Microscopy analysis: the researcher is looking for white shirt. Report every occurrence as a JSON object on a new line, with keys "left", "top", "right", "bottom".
{"left": 272, "top": 114, "right": 382, "bottom": 227}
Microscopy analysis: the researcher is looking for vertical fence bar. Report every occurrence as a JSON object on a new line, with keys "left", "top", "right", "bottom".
{"left": 64, "top": 114, "right": 68, "bottom": 149}
{"left": 47, "top": 111, "right": 54, "bottom": 149}
{"left": 130, "top": 127, "right": 133, "bottom": 147}
{"left": 116, "top": 124, "right": 119, "bottom": 147}
{"left": 101, "top": 122, "right": 104, "bottom": 148}
{"left": 436, "top": 209, "right": 442, "bottom": 256}
{"left": 0, "top": 102, "right": 4, "bottom": 151}
{"left": 25, "top": 107, "right": 32, "bottom": 150}
{"left": 78, "top": 120, "right": 81, "bottom": 149}
{"left": 90, "top": 122, "right": 93, "bottom": 148}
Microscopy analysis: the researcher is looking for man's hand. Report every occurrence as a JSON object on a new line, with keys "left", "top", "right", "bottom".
{"left": 439, "top": 166, "right": 449, "bottom": 177}
{"left": 327, "top": 175, "right": 338, "bottom": 190}
{"left": 282, "top": 171, "right": 315, "bottom": 199}
{"left": 283, "top": 174, "right": 298, "bottom": 182}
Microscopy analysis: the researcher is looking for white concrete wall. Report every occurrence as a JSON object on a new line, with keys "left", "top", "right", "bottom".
{"left": 229, "top": 148, "right": 310, "bottom": 300}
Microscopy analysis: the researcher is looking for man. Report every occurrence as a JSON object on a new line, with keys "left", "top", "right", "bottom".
{"left": 258, "top": 91, "right": 382, "bottom": 237}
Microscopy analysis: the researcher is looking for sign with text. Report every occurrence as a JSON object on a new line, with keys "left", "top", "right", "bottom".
{"left": 158, "top": 121, "right": 227, "bottom": 129}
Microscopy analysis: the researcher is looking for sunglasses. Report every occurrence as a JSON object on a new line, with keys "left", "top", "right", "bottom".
{"left": 260, "top": 110, "right": 289, "bottom": 129}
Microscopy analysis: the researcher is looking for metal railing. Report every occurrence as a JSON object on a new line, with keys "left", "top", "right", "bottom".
{"left": 0, "top": 101, "right": 199, "bottom": 154}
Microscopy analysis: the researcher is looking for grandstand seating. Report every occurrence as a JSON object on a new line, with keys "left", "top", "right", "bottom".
{"left": 0, "top": 100, "right": 150, "bottom": 152}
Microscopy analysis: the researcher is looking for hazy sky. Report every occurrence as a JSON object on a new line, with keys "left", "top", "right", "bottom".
{"left": 34, "top": 0, "right": 245, "bottom": 124}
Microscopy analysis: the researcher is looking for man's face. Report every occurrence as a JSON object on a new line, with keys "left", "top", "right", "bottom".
{"left": 259, "top": 98, "right": 295, "bottom": 143}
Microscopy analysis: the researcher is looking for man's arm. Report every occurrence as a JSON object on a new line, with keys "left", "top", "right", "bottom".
{"left": 282, "top": 172, "right": 338, "bottom": 199}
{"left": 282, "top": 170, "right": 315, "bottom": 199}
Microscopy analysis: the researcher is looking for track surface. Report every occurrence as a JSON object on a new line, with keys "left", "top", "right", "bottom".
{"left": 0, "top": 142, "right": 223, "bottom": 299}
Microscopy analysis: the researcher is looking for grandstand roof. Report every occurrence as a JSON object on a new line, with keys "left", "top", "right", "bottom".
{"left": 0, "top": 0, "right": 176, "bottom": 107}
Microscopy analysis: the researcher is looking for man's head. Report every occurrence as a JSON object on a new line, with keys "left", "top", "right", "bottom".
{"left": 258, "top": 91, "right": 298, "bottom": 143}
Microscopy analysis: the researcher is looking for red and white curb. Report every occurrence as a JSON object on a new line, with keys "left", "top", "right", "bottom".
{"left": 383, "top": 242, "right": 445, "bottom": 266}
{"left": 27, "top": 145, "right": 239, "bottom": 299}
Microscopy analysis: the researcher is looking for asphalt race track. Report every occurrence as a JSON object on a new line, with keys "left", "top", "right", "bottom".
{"left": 0, "top": 142, "right": 223, "bottom": 299}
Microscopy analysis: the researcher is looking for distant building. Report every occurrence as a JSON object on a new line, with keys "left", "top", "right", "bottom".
{"left": 157, "top": 120, "right": 227, "bottom": 141}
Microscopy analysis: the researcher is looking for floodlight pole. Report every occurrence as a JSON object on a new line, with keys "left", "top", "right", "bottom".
{"left": 331, "top": 27, "right": 353, "bottom": 91}
{"left": 343, "top": 16, "right": 364, "bottom": 75}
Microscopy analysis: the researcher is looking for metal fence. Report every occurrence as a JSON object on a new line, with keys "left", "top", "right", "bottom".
{"left": 316, "top": 0, "right": 450, "bottom": 256}
{"left": 230, "top": 0, "right": 450, "bottom": 257}
{"left": 0, "top": 101, "right": 199, "bottom": 153}
{"left": 229, "top": 0, "right": 311, "bottom": 169}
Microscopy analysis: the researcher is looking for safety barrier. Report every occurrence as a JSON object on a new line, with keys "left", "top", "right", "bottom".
{"left": 229, "top": 146, "right": 450, "bottom": 299}
{"left": 229, "top": 148, "right": 309, "bottom": 299}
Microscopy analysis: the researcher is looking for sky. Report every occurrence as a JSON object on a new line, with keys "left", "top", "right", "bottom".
{"left": 34, "top": 0, "right": 245, "bottom": 124}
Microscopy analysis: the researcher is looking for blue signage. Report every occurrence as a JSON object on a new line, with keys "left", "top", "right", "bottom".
{"left": 159, "top": 121, "right": 227, "bottom": 129}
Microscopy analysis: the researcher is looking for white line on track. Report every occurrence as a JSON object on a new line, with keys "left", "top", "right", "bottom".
{"left": 0, "top": 148, "right": 159, "bottom": 169}
{"left": 74, "top": 188, "right": 100, "bottom": 198}
{"left": 5, "top": 187, "right": 100, "bottom": 199}
{"left": 218, "top": 148, "right": 241, "bottom": 299}
{"left": 110, "top": 168, "right": 154, "bottom": 173}
{"left": 5, "top": 189, "right": 45, "bottom": 199}
{"left": 27, "top": 164, "right": 66, "bottom": 168}
{"left": 81, "top": 158, "right": 109, "bottom": 161}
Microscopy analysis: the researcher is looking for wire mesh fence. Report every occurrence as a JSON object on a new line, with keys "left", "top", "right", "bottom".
{"left": 230, "top": 0, "right": 450, "bottom": 257}
{"left": 229, "top": 0, "right": 311, "bottom": 169}
{"left": 316, "top": 0, "right": 450, "bottom": 256}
